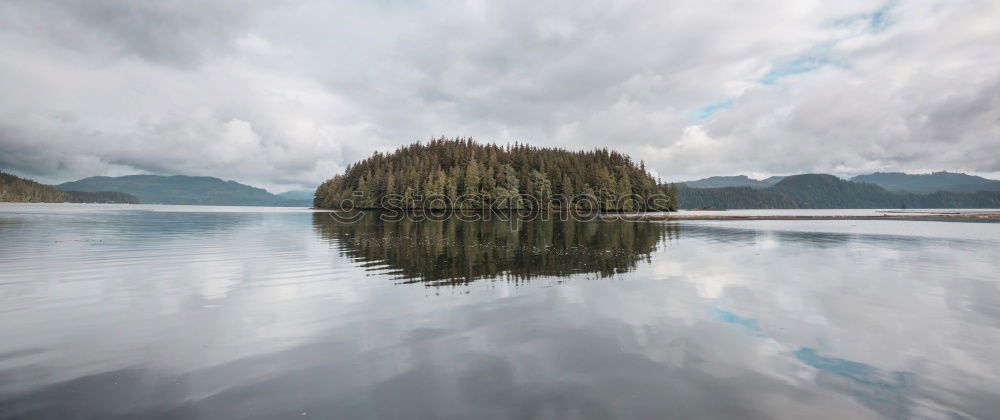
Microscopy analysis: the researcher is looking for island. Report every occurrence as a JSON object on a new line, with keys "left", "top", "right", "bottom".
{"left": 314, "top": 138, "right": 679, "bottom": 212}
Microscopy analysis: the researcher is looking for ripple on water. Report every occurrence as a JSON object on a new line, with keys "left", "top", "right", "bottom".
{"left": 1, "top": 205, "right": 999, "bottom": 419}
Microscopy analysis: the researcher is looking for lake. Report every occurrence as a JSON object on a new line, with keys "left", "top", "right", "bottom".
{"left": 1, "top": 203, "right": 999, "bottom": 419}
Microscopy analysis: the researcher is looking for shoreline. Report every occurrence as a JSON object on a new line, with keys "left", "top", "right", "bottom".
{"left": 608, "top": 212, "right": 1000, "bottom": 221}
{"left": 309, "top": 208, "right": 665, "bottom": 214}
{"left": 309, "top": 207, "right": 1000, "bottom": 220}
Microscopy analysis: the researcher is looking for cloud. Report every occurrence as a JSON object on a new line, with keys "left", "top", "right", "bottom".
{"left": 1, "top": 0, "right": 263, "bottom": 67}
{"left": 1, "top": 0, "right": 998, "bottom": 191}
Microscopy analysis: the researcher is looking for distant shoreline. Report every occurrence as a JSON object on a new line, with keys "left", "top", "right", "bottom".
{"left": 610, "top": 212, "right": 1000, "bottom": 221}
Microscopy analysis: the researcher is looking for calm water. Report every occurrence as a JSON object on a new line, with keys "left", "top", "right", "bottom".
{"left": 1, "top": 204, "right": 999, "bottom": 419}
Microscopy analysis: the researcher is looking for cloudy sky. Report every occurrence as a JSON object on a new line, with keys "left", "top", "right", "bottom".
{"left": 1, "top": 0, "right": 998, "bottom": 192}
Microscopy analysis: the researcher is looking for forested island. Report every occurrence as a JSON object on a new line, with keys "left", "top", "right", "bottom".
{"left": 314, "top": 139, "right": 679, "bottom": 211}
{"left": 1, "top": 172, "right": 139, "bottom": 204}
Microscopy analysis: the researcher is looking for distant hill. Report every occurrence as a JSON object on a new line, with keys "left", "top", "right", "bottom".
{"left": 2, "top": 172, "right": 68, "bottom": 202}
{"left": 768, "top": 174, "right": 900, "bottom": 208}
{"left": 682, "top": 175, "right": 785, "bottom": 189}
{"left": 277, "top": 189, "right": 315, "bottom": 201}
{"left": 1, "top": 172, "right": 139, "bottom": 203}
{"left": 677, "top": 174, "right": 1000, "bottom": 209}
{"left": 851, "top": 172, "right": 1000, "bottom": 193}
{"left": 686, "top": 171, "right": 1000, "bottom": 194}
{"left": 58, "top": 175, "right": 308, "bottom": 206}
{"left": 677, "top": 184, "right": 802, "bottom": 209}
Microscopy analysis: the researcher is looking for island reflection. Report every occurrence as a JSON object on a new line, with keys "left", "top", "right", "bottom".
{"left": 312, "top": 212, "right": 678, "bottom": 286}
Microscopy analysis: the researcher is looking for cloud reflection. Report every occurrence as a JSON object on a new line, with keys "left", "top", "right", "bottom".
{"left": 2, "top": 208, "right": 1000, "bottom": 418}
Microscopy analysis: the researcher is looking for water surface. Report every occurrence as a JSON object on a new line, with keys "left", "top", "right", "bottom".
{"left": 1, "top": 204, "right": 999, "bottom": 419}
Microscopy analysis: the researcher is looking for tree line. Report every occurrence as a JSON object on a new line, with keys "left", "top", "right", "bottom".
{"left": 314, "top": 138, "right": 678, "bottom": 211}
{"left": 1, "top": 171, "right": 140, "bottom": 204}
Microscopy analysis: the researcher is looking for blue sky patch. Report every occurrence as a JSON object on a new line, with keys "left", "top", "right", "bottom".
{"left": 688, "top": 98, "right": 734, "bottom": 120}
{"left": 832, "top": 1, "right": 897, "bottom": 32}
{"left": 759, "top": 56, "right": 836, "bottom": 85}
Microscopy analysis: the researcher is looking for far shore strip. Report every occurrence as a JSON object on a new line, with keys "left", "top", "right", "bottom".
{"left": 606, "top": 212, "right": 1000, "bottom": 221}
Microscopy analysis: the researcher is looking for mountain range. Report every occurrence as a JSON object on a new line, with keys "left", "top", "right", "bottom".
{"left": 1, "top": 172, "right": 139, "bottom": 204}
{"left": 56, "top": 175, "right": 312, "bottom": 207}
{"left": 683, "top": 171, "right": 1000, "bottom": 194}
{"left": 677, "top": 174, "right": 1000, "bottom": 209}
{"left": 850, "top": 172, "right": 1000, "bottom": 193}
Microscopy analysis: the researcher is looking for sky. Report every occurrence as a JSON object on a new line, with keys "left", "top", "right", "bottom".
{"left": 1, "top": 0, "right": 998, "bottom": 192}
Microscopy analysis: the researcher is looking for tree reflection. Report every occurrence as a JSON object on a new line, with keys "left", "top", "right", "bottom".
{"left": 312, "top": 212, "right": 678, "bottom": 286}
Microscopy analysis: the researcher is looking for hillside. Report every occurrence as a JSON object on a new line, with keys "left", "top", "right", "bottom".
{"left": 677, "top": 174, "right": 1000, "bottom": 209}
{"left": 315, "top": 138, "right": 678, "bottom": 211}
{"left": 851, "top": 172, "right": 1000, "bottom": 193}
{"left": 768, "top": 174, "right": 902, "bottom": 208}
{"left": 677, "top": 184, "right": 802, "bottom": 209}
{"left": 1, "top": 172, "right": 69, "bottom": 202}
{"left": 58, "top": 175, "right": 308, "bottom": 206}
{"left": 682, "top": 175, "right": 785, "bottom": 189}
{"left": 1, "top": 172, "right": 139, "bottom": 203}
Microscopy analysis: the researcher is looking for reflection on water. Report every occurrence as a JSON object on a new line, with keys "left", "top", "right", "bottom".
{"left": 794, "top": 348, "right": 914, "bottom": 419}
{"left": 1, "top": 204, "right": 999, "bottom": 419}
{"left": 312, "top": 212, "right": 679, "bottom": 286}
